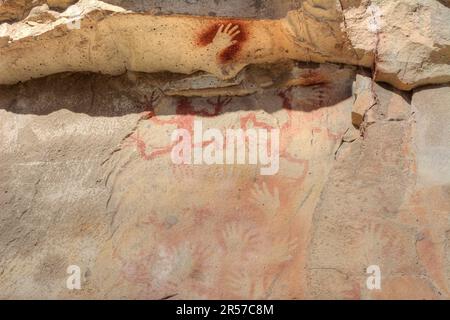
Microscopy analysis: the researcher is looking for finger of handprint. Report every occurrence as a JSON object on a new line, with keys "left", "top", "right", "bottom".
{"left": 274, "top": 187, "right": 280, "bottom": 202}
{"left": 230, "top": 31, "right": 241, "bottom": 39}
{"left": 230, "top": 30, "right": 241, "bottom": 39}
{"left": 289, "top": 238, "right": 298, "bottom": 249}
{"left": 253, "top": 183, "right": 262, "bottom": 194}
{"left": 217, "top": 24, "right": 224, "bottom": 34}
{"left": 230, "top": 40, "right": 238, "bottom": 45}
{"left": 247, "top": 232, "right": 258, "bottom": 243}
{"left": 230, "top": 29, "right": 241, "bottom": 38}
{"left": 229, "top": 25, "right": 239, "bottom": 33}
{"left": 262, "top": 182, "right": 270, "bottom": 196}
{"left": 250, "top": 185, "right": 259, "bottom": 196}
{"left": 259, "top": 185, "right": 267, "bottom": 197}
{"left": 254, "top": 189, "right": 264, "bottom": 200}
{"left": 224, "top": 23, "right": 232, "bottom": 33}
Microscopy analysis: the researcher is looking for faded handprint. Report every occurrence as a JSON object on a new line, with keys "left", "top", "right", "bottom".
{"left": 211, "top": 23, "right": 241, "bottom": 50}
{"left": 222, "top": 222, "right": 258, "bottom": 252}
{"left": 225, "top": 268, "right": 267, "bottom": 299}
{"left": 250, "top": 182, "right": 281, "bottom": 216}
{"left": 205, "top": 96, "right": 232, "bottom": 116}
{"left": 118, "top": 251, "right": 154, "bottom": 285}
{"left": 226, "top": 268, "right": 253, "bottom": 298}
{"left": 303, "top": 84, "right": 329, "bottom": 109}
{"left": 263, "top": 235, "right": 298, "bottom": 264}
{"left": 150, "top": 242, "right": 210, "bottom": 288}
{"left": 196, "top": 21, "right": 245, "bottom": 76}
{"left": 359, "top": 223, "right": 390, "bottom": 265}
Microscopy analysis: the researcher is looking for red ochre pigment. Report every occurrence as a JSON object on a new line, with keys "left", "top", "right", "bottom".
{"left": 196, "top": 20, "right": 249, "bottom": 63}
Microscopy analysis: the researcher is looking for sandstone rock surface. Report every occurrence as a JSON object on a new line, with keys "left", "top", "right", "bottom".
{"left": 0, "top": 0, "right": 449, "bottom": 88}
{"left": 0, "top": 0, "right": 449, "bottom": 299}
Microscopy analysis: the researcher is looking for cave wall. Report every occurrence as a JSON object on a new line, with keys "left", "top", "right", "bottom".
{"left": 0, "top": 0, "right": 449, "bottom": 299}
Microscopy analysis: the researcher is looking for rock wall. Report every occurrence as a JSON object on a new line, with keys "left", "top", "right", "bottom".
{"left": 0, "top": 0, "right": 449, "bottom": 299}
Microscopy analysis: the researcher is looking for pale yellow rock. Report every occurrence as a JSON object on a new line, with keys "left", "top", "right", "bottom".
{"left": 345, "top": 0, "right": 450, "bottom": 89}
{"left": 0, "top": 0, "right": 448, "bottom": 89}
{"left": 351, "top": 73, "right": 375, "bottom": 128}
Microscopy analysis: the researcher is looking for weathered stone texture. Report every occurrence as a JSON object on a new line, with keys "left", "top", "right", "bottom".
{"left": 0, "top": 0, "right": 449, "bottom": 299}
